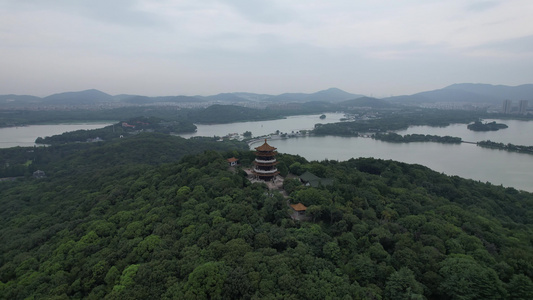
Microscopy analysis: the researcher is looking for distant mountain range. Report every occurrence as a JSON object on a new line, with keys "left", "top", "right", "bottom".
{"left": 0, "top": 87, "right": 364, "bottom": 107}
{"left": 42, "top": 89, "right": 115, "bottom": 104}
{"left": 383, "top": 83, "right": 533, "bottom": 105}
{"left": 200, "top": 88, "right": 363, "bottom": 103}
{"left": 1, "top": 84, "right": 531, "bottom": 108}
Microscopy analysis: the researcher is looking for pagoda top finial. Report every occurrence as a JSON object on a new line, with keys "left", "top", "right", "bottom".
{"left": 255, "top": 139, "right": 277, "bottom": 151}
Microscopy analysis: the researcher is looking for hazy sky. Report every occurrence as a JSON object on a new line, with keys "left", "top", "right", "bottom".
{"left": 1, "top": 0, "right": 532, "bottom": 97}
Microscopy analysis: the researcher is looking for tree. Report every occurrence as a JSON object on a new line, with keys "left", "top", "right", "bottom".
{"left": 223, "top": 267, "right": 254, "bottom": 299}
{"left": 438, "top": 256, "right": 506, "bottom": 299}
{"left": 306, "top": 205, "right": 323, "bottom": 222}
{"left": 112, "top": 264, "right": 140, "bottom": 294}
{"left": 182, "top": 262, "right": 227, "bottom": 300}
{"left": 293, "top": 188, "right": 332, "bottom": 207}
{"left": 289, "top": 162, "right": 305, "bottom": 175}
{"left": 384, "top": 267, "right": 425, "bottom": 300}
{"left": 507, "top": 274, "right": 533, "bottom": 300}
{"left": 323, "top": 241, "right": 341, "bottom": 262}
{"left": 105, "top": 266, "right": 120, "bottom": 286}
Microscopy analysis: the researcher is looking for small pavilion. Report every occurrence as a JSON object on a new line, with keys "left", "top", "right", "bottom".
{"left": 290, "top": 203, "right": 307, "bottom": 216}
{"left": 227, "top": 157, "right": 239, "bottom": 167}
{"left": 252, "top": 139, "right": 280, "bottom": 181}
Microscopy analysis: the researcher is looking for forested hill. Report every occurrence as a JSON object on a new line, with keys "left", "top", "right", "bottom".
{"left": 185, "top": 104, "right": 285, "bottom": 124}
{"left": 0, "top": 133, "right": 248, "bottom": 178}
{"left": 1, "top": 135, "right": 532, "bottom": 299}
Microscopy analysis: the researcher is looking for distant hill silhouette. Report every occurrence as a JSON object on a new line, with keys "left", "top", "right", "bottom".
{"left": 1, "top": 84, "right": 532, "bottom": 108}
{"left": 43, "top": 89, "right": 114, "bottom": 104}
{"left": 264, "top": 88, "right": 364, "bottom": 103}
{"left": 0, "top": 94, "right": 41, "bottom": 106}
{"left": 443, "top": 83, "right": 533, "bottom": 100}
{"left": 384, "top": 83, "right": 533, "bottom": 104}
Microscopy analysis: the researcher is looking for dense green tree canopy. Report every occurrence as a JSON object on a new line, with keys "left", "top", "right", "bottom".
{"left": 1, "top": 134, "right": 532, "bottom": 299}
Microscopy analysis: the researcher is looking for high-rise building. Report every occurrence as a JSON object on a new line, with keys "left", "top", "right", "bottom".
{"left": 519, "top": 100, "right": 528, "bottom": 114}
{"left": 502, "top": 99, "right": 512, "bottom": 114}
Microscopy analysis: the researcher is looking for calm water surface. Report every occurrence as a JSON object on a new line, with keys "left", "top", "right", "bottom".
{"left": 0, "top": 123, "right": 114, "bottom": 148}
{"left": 1, "top": 116, "right": 531, "bottom": 191}
{"left": 396, "top": 119, "right": 533, "bottom": 145}
{"left": 264, "top": 136, "right": 533, "bottom": 192}
{"left": 245, "top": 117, "right": 533, "bottom": 192}
{"left": 179, "top": 113, "right": 346, "bottom": 138}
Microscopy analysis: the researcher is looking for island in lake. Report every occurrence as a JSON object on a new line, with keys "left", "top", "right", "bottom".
{"left": 467, "top": 121, "right": 508, "bottom": 131}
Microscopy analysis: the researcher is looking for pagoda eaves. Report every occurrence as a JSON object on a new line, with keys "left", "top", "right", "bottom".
{"left": 255, "top": 139, "right": 277, "bottom": 152}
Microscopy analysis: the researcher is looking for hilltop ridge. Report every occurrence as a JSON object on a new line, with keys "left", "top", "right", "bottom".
{"left": 2, "top": 83, "right": 532, "bottom": 108}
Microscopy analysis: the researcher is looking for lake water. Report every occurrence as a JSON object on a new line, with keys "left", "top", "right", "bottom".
{"left": 1, "top": 116, "right": 531, "bottom": 192}
{"left": 396, "top": 119, "right": 533, "bottom": 145}
{"left": 181, "top": 114, "right": 533, "bottom": 191}
{"left": 179, "top": 113, "right": 346, "bottom": 138}
{"left": 264, "top": 136, "right": 533, "bottom": 192}
{"left": 0, "top": 123, "right": 114, "bottom": 148}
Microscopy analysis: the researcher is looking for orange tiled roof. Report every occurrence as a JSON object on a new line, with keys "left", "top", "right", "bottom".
{"left": 227, "top": 157, "right": 239, "bottom": 163}
{"left": 290, "top": 203, "right": 307, "bottom": 211}
{"left": 255, "top": 139, "right": 277, "bottom": 152}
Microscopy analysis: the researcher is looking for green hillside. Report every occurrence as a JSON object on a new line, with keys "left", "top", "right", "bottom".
{"left": 0, "top": 134, "right": 532, "bottom": 299}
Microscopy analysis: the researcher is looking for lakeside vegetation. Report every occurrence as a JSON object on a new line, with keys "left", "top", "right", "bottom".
{"left": 478, "top": 140, "right": 533, "bottom": 155}
{"left": 373, "top": 133, "right": 462, "bottom": 144}
{"left": 467, "top": 121, "right": 508, "bottom": 131}
{"left": 0, "top": 133, "right": 532, "bottom": 299}
{"left": 2, "top": 103, "right": 531, "bottom": 137}
{"left": 184, "top": 105, "right": 285, "bottom": 124}
{"left": 0, "top": 107, "right": 189, "bottom": 128}
{"left": 34, "top": 117, "right": 197, "bottom": 146}
{"left": 0, "top": 133, "right": 247, "bottom": 178}
{"left": 0, "top": 103, "right": 334, "bottom": 128}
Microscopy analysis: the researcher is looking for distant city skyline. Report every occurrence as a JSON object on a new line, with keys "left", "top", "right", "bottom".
{"left": 519, "top": 100, "right": 529, "bottom": 114}
{"left": 502, "top": 99, "right": 513, "bottom": 114}
{"left": 1, "top": 1, "right": 532, "bottom": 97}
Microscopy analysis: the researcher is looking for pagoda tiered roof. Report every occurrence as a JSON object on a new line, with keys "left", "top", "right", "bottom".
{"left": 255, "top": 139, "right": 277, "bottom": 152}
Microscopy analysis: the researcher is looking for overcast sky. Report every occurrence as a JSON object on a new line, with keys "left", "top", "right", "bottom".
{"left": 1, "top": 0, "right": 532, "bottom": 97}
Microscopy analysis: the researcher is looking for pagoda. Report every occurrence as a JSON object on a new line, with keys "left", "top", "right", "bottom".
{"left": 253, "top": 139, "right": 280, "bottom": 181}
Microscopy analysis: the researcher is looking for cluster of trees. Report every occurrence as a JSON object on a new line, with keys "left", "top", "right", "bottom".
{"left": 184, "top": 105, "right": 286, "bottom": 124}
{"left": 467, "top": 121, "right": 508, "bottom": 132}
{"left": 0, "top": 133, "right": 248, "bottom": 178}
{"left": 373, "top": 133, "right": 462, "bottom": 144}
{"left": 0, "top": 106, "right": 191, "bottom": 128}
{"left": 1, "top": 133, "right": 532, "bottom": 299}
{"left": 1, "top": 103, "right": 332, "bottom": 129}
{"left": 313, "top": 109, "right": 486, "bottom": 136}
{"left": 478, "top": 140, "right": 533, "bottom": 155}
